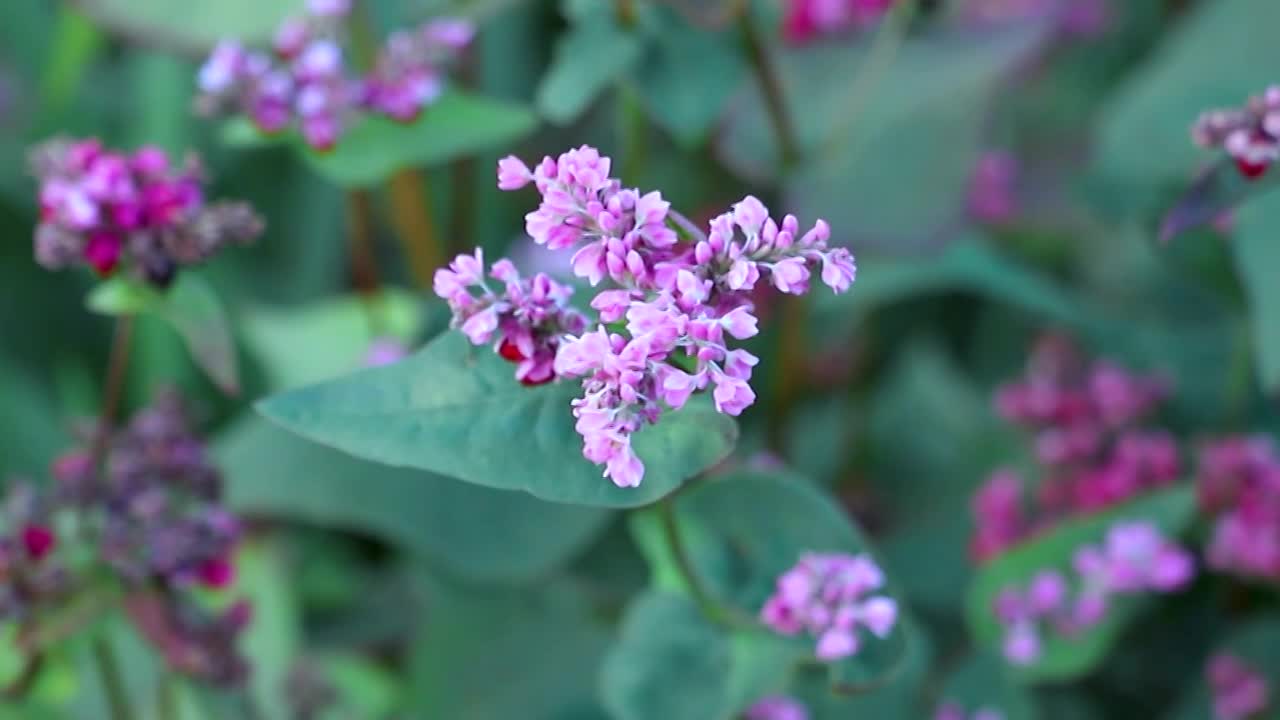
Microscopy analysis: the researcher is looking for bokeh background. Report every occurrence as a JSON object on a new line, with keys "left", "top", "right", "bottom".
{"left": 2, "top": 0, "right": 1279, "bottom": 718}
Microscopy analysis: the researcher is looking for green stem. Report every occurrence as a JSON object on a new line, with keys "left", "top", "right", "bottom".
{"left": 92, "top": 635, "right": 132, "bottom": 720}
{"left": 1224, "top": 319, "right": 1254, "bottom": 427}
{"left": 90, "top": 315, "right": 134, "bottom": 466}
{"left": 156, "top": 674, "right": 178, "bottom": 720}
{"left": 346, "top": 190, "right": 381, "bottom": 295}
{"left": 387, "top": 169, "right": 443, "bottom": 288}
{"left": 741, "top": 10, "right": 801, "bottom": 171}
{"left": 658, "top": 501, "right": 758, "bottom": 630}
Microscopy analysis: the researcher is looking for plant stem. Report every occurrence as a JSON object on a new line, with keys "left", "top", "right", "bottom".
{"left": 156, "top": 674, "right": 177, "bottom": 720}
{"left": 90, "top": 315, "right": 134, "bottom": 465}
{"left": 769, "top": 296, "right": 808, "bottom": 452}
{"left": 1, "top": 653, "right": 43, "bottom": 701}
{"left": 388, "top": 169, "right": 443, "bottom": 287}
{"left": 346, "top": 190, "right": 381, "bottom": 294}
{"left": 617, "top": 83, "right": 646, "bottom": 187}
{"left": 658, "top": 500, "right": 724, "bottom": 623}
{"left": 92, "top": 635, "right": 132, "bottom": 720}
{"left": 741, "top": 10, "right": 801, "bottom": 171}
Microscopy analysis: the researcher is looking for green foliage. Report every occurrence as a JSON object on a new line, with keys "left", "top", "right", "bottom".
{"left": 967, "top": 487, "right": 1197, "bottom": 683}
{"left": 87, "top": 274, "right": 239, "bottom": 394}
{"left": 721, "top": 21, "right": 1047, "bottom": 248}
{"left": 257, "top": 332, "right": 738, "bottom": 508}
{"left": 536, "top": 6, "right": 644, "bottom": 125}
{"left": 1233, "top": 192, "right": 1280, "bottom": 394}
{"left": 225, "top": 92, "right": 539, "bottom": 188}
{"left": 76, "top": 0, "right": 305, "bottom": 52}
{"left": 217, "top": 418, "right": 612, "bottom": 583}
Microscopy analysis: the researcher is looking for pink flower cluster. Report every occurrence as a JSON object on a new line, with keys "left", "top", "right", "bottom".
{"left": 993, "top": 521, "right": 1194, "bottom": 666}
{"left": 435, "top": 145, "right": 855, "bottom": 488}
{"left": 967, "top": 150, "right": 1020, "bottom": 225}
{"left": 30, "top": 138, "right": 262, "bottom": 285}
{"left": 196, "top": 0, "right": 471, "bottom": 151}
{"left": 1192, "top": 86, "right": 1280, "bottom": 180}
{"left": 745, "top": 696, "right": 809, "bottom": 720}
{"left": 759, "top": 552, "right": 898, "bottom": 662}
{"left": 1207, "top": 653, "right": 1270, "bottom": 720}
{"left": 973, "top": 335, "right": 1176, "bottom": 561}
{"left": 434, "top": 249, "right": 587, "bottom": 386}
{"left": 782, "top": 0, "right": 896, "bottom": 44}
{"left": 935, "top": 703, "right": 1005, "bottom": 720}
{"left": 1198, "top": 436, "right": 1280, "bottom": 582}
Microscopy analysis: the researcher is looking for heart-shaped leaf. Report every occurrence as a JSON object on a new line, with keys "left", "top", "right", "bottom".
{"left": 216, "top": 417, "right": 612, "bottom": 583}
{"left": 256, "top": 332, "right": 738, "bottom": 508}
{"left": 87, "top": 273, "right": 239, "bottom": 394}
{"left": 225, "top": 92, "right": 538, "bottom": 188}
{"left": 636, "top": 471, "right": 910, "bottom": 689}
{"left": 77, "top": 0, "right": 305, "bottom": 53}
{"left": 966, "top": 486, "right": 1197, "bottom": 683}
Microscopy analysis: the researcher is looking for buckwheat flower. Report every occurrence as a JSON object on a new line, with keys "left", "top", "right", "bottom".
{"left": 1192, "top": 86, "right": 1280, "bottom": 180}
{"left": 937, "top": 703, "right": 1007, "bottom": 720}
{"left": 746, "top": 696, "right": 809, "bottom": 720}
{"left": 29, "top": 138, "right": 262, "bottom": 286}
{"left": 308, "top": 0, "right": 351, "bottom": 17}
{"left": 783, "top": 0, "right": 896, "bottom": 44}
{"left": 1207, "top": 653, "right": 1270, "bottom": 720}
{"left": 760, "top": 552, "right": 897, "bottom": 662}
{"left": 435, "top": 250, "right": 587, "bottom": 386}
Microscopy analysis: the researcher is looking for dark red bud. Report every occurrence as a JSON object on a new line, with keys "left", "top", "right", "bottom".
{"left": 1236, "top": 157, "right": 1271, "bottom": 180}
{"left": 21, "top": 524, "right": 56, "bottom": 561}
{"left": 198, "top": 556, "right": 235, "bottom": 589}
{"left": 498, "top": 339, "right": 526, "bottom": 363}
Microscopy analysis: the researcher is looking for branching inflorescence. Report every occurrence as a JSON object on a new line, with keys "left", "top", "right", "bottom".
{"left": 759, "top": 552, "right": 897, "bottom": 662}
{"left": 436, "top": 145, "right": 856, "bottom": 488}
{"left": 1192, "top": 85, "right": 1280, "bottom": 180}
{"left": 972, "top": 335, "right": 1176, "bottom": 561}
{"left": 196, "top": 0, "right": 472, "bottom": 151}
{"left": 1197, "top": 435, "right": 1280, "bottom": 583}
{"left": 992, "top": 520, "right": 1193, "bottom": 666}
{"left": 30, "top": 138, "right": 262, "bottom": 286}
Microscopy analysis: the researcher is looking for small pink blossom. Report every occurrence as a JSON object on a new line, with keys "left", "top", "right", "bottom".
{"left": 760, "top": 552, "right": 897, "bottom": 662}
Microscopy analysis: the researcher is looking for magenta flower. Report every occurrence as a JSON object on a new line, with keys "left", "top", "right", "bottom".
{"left": 1193, "top": 86, "right": 1280, "bottom": 180}
{"left": 992, "top": 521, "right": 1193, "bottom": 666}
{"left": 746, "top": 696, "right": 809, "bottom": 720}
{"left": 1207, "top": 653, "right": 1270, "bottom": 720}
{"left": 783, "top": 0, "right": 896, "bottom": 44}
{"left": 1198, "top": 435, "right": 1280, "bottom": 582}
{"left": 197, "top": 5, "right": 471, "bottom": 150}
{"left": 434, "top": 146, "right": 858, "bottom": 487}
{"left": 30, "top": 138, "right": 261, "bottom": 285}
{"left": 760, "top": 552, "right": 897, "bottom": 662}
{"left": 935, "top": 703, "right": 1006, "bottom": 720}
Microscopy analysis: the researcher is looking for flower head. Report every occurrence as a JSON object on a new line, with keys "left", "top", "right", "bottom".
{"left": 1193, "top": 86, "right": 1280, "bottom": 180}
{"left": 760, "top": 552, "right": 897, "bottom": 661}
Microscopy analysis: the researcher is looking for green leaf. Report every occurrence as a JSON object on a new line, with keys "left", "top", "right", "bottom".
{"left": 656, "top": 471, "right": 910, "bottom": 687}
{"left": 76, "top": 0, "right": 306, "bottom": 53}
{"left": 227, "top": 92, "right": 538, "bottom": 188}
{"left": 794, "top": 614, "right": 934, "bottom": 720}
{"left": 316, "top": 654, "right": 403, "bottom": 718}
{"left": 536, "top": 8, "right": 644, "bottom": 125}
{"left": 600, "top": 592, "right": 733, "bottom": 720}
{"left": 632, "top": 9, "right": 745, "bottom": 146}
{"left": 87, "top": 274, "right": 240, "bottom": 395}
{"left": 409, "top": 575, "right": 610, "bottom": 719}
{"left": 240, "top": 290, "right": 428, "bottom": 390}
{"left": 1233, "top": 191, "right": 1280, "bottom": 393}
{"left": 256, "top": 332, "right": 738, "bottom": 508}
{"left": 938, "top": 651, "right": 1040, "bottom": 720}
{"left": 720, "top": 23, "right": 1046, "bottom": 247}
{"left": 216, "top": 417, "right": 612, "bottom": 583}
{"left": 966, "top": 486, "right": 1197, "bottom": 683}
{"left": 1095, "top": 0, "right": 1280, "bottom": 200}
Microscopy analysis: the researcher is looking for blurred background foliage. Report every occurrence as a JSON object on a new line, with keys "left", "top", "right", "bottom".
{"left": 2, "top": 0, "right": 1279, "bottom": 717}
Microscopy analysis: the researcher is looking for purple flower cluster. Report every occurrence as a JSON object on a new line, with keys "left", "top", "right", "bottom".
{"left": 1207, "top": 652, "right": 1270, "bottom": 720}
{"left": 196, "top": 0, "right": 472, "bottom": 151}
{"left": 993, "top": 521, "right": 1194, "bottom": 665}
{"left": 973, "top": 335, "right": 1176, "bottom": 561}
{"left": 1198, "top": 436, "right": 1280, "bottom": 582}
{"left": 967, "top": 150, "right": 1020, "bottom": 225}
{"left": 745, "top": 696, "right": 809, "bottom": 720}
{"left": 54, "top": 391, "right": 240, "bottom": 590}
{"left": 759, "top": 552, "right": 898, "bottom": 662}
{"left": 782, "top": 0, "right": 896, "bottom": 44}
{"left": 1192, "top": 86, "right": 1280, "bottom": 180}
{"left": 437, "top": 145, "right": 855, "bottom": 488}
{"left": 434, "top": 249, "right": 587, "bottom": 386}
{"left": 935, "top": 703, "right": 1006, "bottom": 720}
{"left": 30, "top": 138, "right": 262, "bottom": 286}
